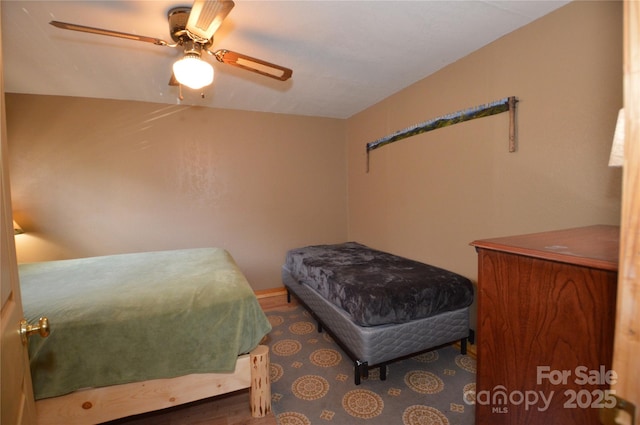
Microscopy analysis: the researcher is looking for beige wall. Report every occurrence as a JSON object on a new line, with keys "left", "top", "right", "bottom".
{"left": 7, "top": 1, "right": 623, "bottom": 304}
{"left": 346, "top": 0, "right": 623, "bottom": 325}
{"left": 7, "top": 95, "right": 347, "bottom": 290}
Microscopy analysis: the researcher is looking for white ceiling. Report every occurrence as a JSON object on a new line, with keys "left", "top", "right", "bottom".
{"left": 2, "top": 0, "right": 570, "bottom": 119}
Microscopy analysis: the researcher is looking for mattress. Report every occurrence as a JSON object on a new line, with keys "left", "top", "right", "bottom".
{"left": 19, "top": 248, "right": 272, "bottom": 400}
{"left": 285, "top": 242, "right": 474, "bottom": 326}
{"left": 283, "top": 268, "right": 469, "bottom": 367}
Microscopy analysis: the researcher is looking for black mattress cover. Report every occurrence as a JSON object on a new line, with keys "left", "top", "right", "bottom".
{"left": 284, "top": 242, "right": 474, "bottom": 326}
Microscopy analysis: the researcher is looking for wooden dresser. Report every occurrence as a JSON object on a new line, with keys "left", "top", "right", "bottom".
{"left": 471, "top": 225, "right": 619, "bottom": 425}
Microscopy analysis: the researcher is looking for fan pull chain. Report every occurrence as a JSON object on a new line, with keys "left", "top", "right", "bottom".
{"left": 176, "top": 84, "right": 206, "bottom": 101}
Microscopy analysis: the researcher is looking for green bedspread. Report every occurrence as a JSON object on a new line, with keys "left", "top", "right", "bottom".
{"left": 19, "top": 248, "right": 272, "bottom": 400}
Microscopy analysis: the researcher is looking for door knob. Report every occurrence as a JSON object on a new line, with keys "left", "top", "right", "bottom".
{"left": 20, "top": 317, "right": 50, "bottom": 345}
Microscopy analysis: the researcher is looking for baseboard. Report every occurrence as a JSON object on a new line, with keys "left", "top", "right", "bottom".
{"left": 254, "top": 287, "right": 287, "bottom": 299}
{"left": 466, "top": 343, "right": 477, "bottom": 359}
{"left": 256, "top": 287, "right": 294, "bottom": 311}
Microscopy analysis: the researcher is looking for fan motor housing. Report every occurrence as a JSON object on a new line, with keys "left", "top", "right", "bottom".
{"left": 168, "top": 7, "right": 191, "bottom": 42}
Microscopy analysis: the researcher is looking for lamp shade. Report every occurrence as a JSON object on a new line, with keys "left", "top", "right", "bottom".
{"left": 173, "top": 55, "right": 214, "bottom": 90}
{"left": 13, "top": 220, "right": 24, "bottom": 235}
{"left": 609, "top": 108, "right": 625, "bottom": 167}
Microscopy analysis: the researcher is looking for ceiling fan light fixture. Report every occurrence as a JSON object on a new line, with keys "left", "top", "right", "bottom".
{"left": 172, "top": 53, "right": 214, "bottom": 90}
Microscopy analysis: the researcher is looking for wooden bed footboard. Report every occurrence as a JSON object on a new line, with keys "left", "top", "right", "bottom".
{"left": 35, "top": 345, "right": 271, "bottom": 425}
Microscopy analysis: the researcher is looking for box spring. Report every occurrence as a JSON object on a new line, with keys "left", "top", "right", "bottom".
{"left": 282, "top": 267, "right": 470, "bottom": 385}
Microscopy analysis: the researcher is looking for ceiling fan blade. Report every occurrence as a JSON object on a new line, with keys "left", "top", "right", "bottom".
{"left": 213, "top": 49, "right": 292, "bottom": 81}
{"left": 50, "top": 21, "right": 170, "bottom": 46}
{"left": 186, "top": 0, "right": 235, "bottom": 42}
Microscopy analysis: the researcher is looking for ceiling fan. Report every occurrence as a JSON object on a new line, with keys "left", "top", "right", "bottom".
{"left": 50, "top": 0, "right": 293, "bottom": 91}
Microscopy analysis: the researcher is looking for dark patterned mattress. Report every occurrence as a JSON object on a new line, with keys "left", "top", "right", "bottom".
{"left": 284, "top": 242, "right": 474, "bottom": 326}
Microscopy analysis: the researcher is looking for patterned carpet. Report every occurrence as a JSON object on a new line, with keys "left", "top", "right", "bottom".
{"left": 264, "top": 305, "right": 476, "bottom": 425}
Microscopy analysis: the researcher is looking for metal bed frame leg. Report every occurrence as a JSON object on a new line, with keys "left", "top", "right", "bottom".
{"left": 354, "top": 361, "right": 368, "bottom": 385}
{"left": 380, "top": 365, "right": 387, "bottom": 381}
{"left": 460, "top": 337, "right": 467, "bottom": 355}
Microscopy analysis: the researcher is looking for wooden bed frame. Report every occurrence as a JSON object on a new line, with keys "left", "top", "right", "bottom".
{"left": 35, "top": 345, "right": 271, "bottom": 425}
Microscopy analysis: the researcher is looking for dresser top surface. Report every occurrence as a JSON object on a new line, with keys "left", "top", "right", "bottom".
{"left": 470, "top": 224, "right": 620, "bottom": 271}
